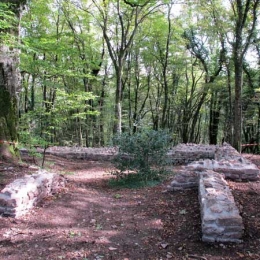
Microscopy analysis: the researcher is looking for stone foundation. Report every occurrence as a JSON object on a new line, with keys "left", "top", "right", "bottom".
{"left": 168, "top": 143, "right": 260, "bottom": 243}
{"left": 168, "top": 143, "right": 216, "bottom": 165}
{"left": 199, "top": 170, "right": 244, "bottom": 243}
{"left": 188, "top": 159, "right": 259, "bottom": 181}
{"left": 20, "top": 147, "right": 118, "bottom": 161}
{"left": 0, "top": 171, "right": 66, "bottom": 217}
{"left": 168, "top": 170, "right": 199, "bottom": 191}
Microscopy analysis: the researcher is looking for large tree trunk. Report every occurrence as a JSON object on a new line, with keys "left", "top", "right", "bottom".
{"left": 231, "top": 0, "right": 259, "bottom": 152}
{"left": 0, "top": 0, "right": 25, "bottom": 160}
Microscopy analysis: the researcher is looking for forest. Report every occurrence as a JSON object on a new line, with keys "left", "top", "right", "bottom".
{"left": 0, "top": 0, "right": 260, "bottom": 152}
{"left": 1, "top": 2, "right": 260, "bottom": 259}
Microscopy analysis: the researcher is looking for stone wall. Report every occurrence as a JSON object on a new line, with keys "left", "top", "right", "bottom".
{"left": 168, "top": 170, "right": 199, "bottom": 191}
{"left": 167, "top": 143, "right": 260, "bottom": 243}
{"left": 199, "top": 170, "right": 244, "bottom": 243}
{"left": 0, "top": 171, "right": 66, "bottom": 217}
{"left": 21, "top": 147, "right": 118, "bottom": 161}
{"left": 188, "top": 159, "right": 259, "bottom": 181}
{"left": 168, "top": 143, "right": 216, "bottom": 165}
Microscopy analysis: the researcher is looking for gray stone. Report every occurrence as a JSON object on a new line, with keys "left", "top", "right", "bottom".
{"left": 199, "top": 170, "right": 244, "bottom": 243}
{"left": 0, "top": 170, "right": 66, "bottom": 218}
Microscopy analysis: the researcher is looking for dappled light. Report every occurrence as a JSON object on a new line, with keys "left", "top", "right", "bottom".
{"left": 0, "top": 153, "right": 260, "bottom": 259}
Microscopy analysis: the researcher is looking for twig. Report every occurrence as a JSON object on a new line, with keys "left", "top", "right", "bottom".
{"left": 187, "top": 255, "right": 207, "bottom": 260}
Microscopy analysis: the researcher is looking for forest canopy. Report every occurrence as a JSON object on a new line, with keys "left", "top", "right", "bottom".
{"left": 8, "top": 0, "right": 260, "bottom": 149}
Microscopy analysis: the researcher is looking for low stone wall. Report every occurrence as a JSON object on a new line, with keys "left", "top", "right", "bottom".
{"left": 20, "top": 147, "right": 118, "bottom": 161}
{"left": 199, "top": 170, "right": 244, "bottom": 243}
{"left": 167, "top": 170, "right": 199, "bottom": 191}
{"left": 188, "top": 159, "right": 259, "bottom": 181}
{"left": 167, "top": 143, "right": 260, "bottom": 243}
{"left": 0, "top": 171, "right": 66, "bottom": 217}
{"left": 168, "top": 143, "right": 216, "bottom": 165}
{"left": 215, "top": 142, "right": 245, "bottom": 161}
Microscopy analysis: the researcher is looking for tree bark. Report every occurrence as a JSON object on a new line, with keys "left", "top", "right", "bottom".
{"left": 0, "top": 1, "right": 25, "bottom": 141}
{"left": 0, "top": 0, "right": 25, "bottom": 160}
{"left": 232, "top": 0, "right": 259, "bottom": 152}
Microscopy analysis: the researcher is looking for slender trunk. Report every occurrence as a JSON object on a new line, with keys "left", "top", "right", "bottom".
{"left": 233, "top": 58, "right": 243, "bottom": 151}
{"left": 209, "top": 92, "right": 221, "bottom": 145}
{"left": 114, "top": 67, "right": 123, "bottom": 134}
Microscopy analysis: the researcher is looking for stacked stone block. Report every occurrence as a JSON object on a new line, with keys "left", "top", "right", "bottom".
{"left": 215, "top": 142, "right": 246, "bottom": 161}
{"left": 167, "top": 170, "right": 199, "bottom": 191}
{"left": 168, "top": 143, "right": 216, "bottom": 165}
{"left": 188, "top": 159, "right": 259, "bottom": 181}
{"left": 199, "top": 170, "right": 244, "bottom": 243}
{"left": 0, "top": 171, "right": 66, "bottom": 217}
{"left": 21, "top": 146, "right": 118, "bottom": 161}
{"left": 167, "top": 143, "right": 260, "bottom": 243}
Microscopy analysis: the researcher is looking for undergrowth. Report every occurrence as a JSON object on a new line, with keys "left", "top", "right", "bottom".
{"left": 109, "top": 129, "right": 172, "bottom": 188}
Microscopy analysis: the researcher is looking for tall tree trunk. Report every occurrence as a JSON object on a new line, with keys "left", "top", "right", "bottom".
{"left": 232, "top": 0, "right": 259, "bottom": 151}
{"left": 0, "top": 0, "right": 25, "bottom": 160}
{"left": 209, "top": 92, "right": 221, "bottom": 145}
{"left": 233, "top": 32, "right": 243, "bottom": 152}
{"left": 114, "top": 68, "right": 123, "bottom": 134}
{"left": 0, "top": 2, "right": 23, "bottom": 139}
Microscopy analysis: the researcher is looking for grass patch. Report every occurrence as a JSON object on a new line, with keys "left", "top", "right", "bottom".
{"left": 62, "top": 171, "right": 75, "bottom": 175}
{"left": 108, "top": 170, "right": 170, "bottom": 189}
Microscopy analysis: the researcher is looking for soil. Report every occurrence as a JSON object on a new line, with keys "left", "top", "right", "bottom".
{"left": 0, "top": 153, "right": 260, "bottom": 260}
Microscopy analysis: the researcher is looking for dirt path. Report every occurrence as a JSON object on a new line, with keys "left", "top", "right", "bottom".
{"left": 0, "top": 155, "right": 260, "bottom": 259}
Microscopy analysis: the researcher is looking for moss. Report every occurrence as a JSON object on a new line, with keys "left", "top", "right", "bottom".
{"left": 0, "top": 87, "right": 18, "bottom": 141}
{"left": 0, "top": 143, "right": 19, "bottom": 162}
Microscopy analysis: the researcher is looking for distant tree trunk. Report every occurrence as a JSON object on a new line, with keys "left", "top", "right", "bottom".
{"left": 209, "top": 92, "right": 221, "bottom": 145}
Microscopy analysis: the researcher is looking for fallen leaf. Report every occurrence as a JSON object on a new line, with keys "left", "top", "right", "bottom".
{"left": 90, "top": 219, "right": 96, "bottom": 224}
{"left": 179, "top": 209, "right": 187, "bottom": 215}
{"left": 236, "top": 252, "right": 245, "bottom": 258}
{"left": 161, "top": 243, "right": 169, "bottom": 249}
{"left": 109, "top": 247, "right": 117, "bottom": 251}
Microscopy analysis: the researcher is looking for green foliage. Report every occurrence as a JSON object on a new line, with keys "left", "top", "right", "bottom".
{"left": 109, "top": 173, "right": 162, "bottom": 189}
{"left": 19, "top": 89, "right": 98, "bottom": 147}
{"left": 110, "top": 129, "right": 171, "bottom": 187}
{"left": 0, "top": 3, "right": 17, "bottom": 44}
{"left": 0, "top": 3, "right": 16, "bottom": 30}
{"left": 16, "top": 0, "right": 260, "bottom": 148}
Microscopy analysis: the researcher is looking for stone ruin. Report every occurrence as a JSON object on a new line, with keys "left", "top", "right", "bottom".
{"left": 0, "top": 170, "right": 66, "bottom": 218}
{"left": 11, "top": 143, "right": 260, "bottom": 243}
{"left": 168, "top": 142, "right": 260, "bottom": 243}
{"left": 21, "top": 146, "right": 118, "bottom": 161}
{"left": 167, "top": 143, "right": 216, "bottom": 165}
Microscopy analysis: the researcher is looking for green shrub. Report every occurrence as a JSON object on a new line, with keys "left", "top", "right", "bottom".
{"left": 111, "top": 129, "right": 171, "bottom": 186}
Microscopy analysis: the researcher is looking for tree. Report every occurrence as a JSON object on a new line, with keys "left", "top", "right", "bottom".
{"left": 14, "top": 0, "right": 260, "bottom": 149}
{"left": 0, "top": 0, "right": 26, "bottom": 160}
{"left": 91, "top": 0, "right": 167, "bottom": 133}
{"left": 20, "top": 0, "right": 104, "bottom": 147}
{"left": 231, "top": 0, "right": 260, "bottom": 151}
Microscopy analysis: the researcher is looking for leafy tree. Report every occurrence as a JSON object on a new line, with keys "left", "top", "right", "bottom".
{"left": 90, "top": 0, "right": 169, "bottom": 134}
{"left": 10, "top": 0, "right": 260, "bottom": 151}
{"left": 230, "top": 0, "right": 260, "bottom": 151}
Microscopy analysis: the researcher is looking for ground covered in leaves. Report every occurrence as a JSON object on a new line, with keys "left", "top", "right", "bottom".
{"left": 0, "top": 153, "right": 260, "bottom": 260}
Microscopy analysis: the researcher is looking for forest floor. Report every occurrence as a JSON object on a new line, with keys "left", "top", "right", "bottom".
{"left": 1, "top": 153, "right": 260, "bottom": 260}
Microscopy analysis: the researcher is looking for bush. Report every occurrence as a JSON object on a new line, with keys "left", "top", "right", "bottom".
{"left": 111, "top": 129, "right": 171, "bottom": 185}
